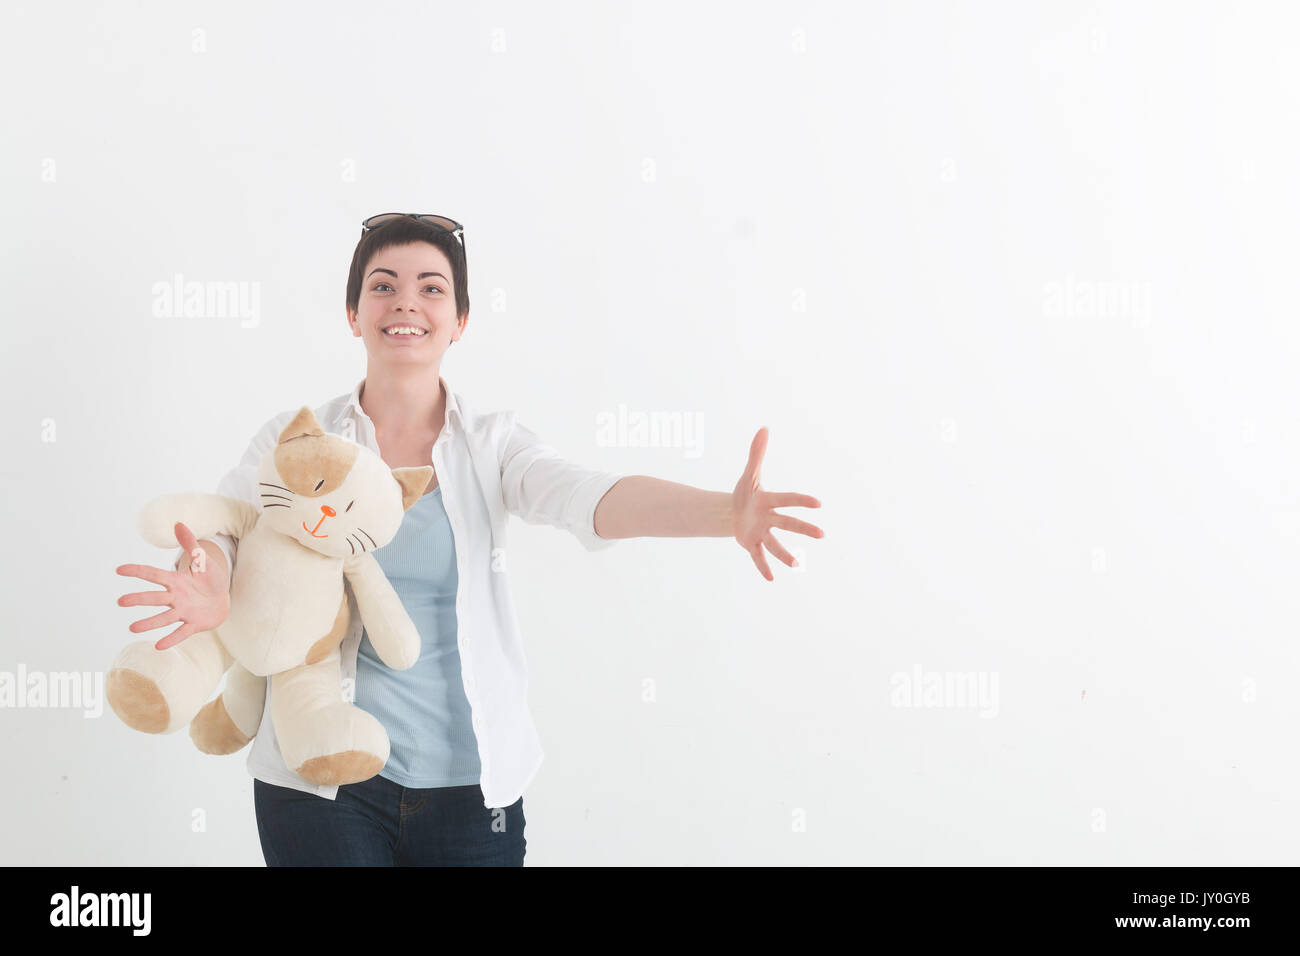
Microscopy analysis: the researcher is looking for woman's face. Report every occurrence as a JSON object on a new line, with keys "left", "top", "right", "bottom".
{"left": 348, "top": 241, "right": 465, "bottom": 360}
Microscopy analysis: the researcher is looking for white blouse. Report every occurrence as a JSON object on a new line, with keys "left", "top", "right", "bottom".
{"left": 176, "top": 375, "right": 625, "bottom": 808}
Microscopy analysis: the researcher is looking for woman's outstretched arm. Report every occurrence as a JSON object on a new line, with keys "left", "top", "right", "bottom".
{"left": 593, "top": 427, "right": 823, "bottom": 581}
{"left": 593, "top": 477, "right": 734, "bottom": 538}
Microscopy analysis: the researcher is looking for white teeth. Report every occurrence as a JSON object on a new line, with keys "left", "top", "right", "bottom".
{"left": 384, "top": 327, "right": 427, "bottom": 336}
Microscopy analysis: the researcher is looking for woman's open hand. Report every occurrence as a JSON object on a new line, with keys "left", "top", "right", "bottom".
{"left": 116, "top": 521, "right": 230, "bottom": 650}
{"left": 732, "top": 427, "right": 824, "bottom": 581}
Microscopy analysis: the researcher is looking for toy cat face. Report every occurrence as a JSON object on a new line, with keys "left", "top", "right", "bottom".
{"left": 255, "top": 406, "right": 432, "bottom": 559}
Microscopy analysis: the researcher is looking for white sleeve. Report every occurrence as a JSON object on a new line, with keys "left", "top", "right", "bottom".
{"left": 498, "top": 415, "right": 625, "bottom": 553}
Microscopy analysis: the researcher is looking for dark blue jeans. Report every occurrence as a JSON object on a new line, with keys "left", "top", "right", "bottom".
{"left": 254, "top": 773, "right": 526, "bottom": 866}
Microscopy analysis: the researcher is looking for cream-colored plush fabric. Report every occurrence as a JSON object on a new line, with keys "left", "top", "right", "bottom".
{"left": 108, "top": 406, "right": 432, "bottom": 787}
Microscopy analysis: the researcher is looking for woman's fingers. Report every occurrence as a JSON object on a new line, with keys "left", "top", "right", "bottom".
{"left": 745, "top": 428, "right": 768, "bottom": 479}
{"left": 763, "top": 532, "right": 797, "bottom": 568}
{"left": 770, "top": 492, "right": 821, "bottom": 509}
{"left": 128, "top": 608, "right": 181, "bottom": 633}
{"left": 118, "top": 589, "right": 173, "bottom": 608}
{"left": 748, "top": 544, "right": 773, "bottom": 582}
{"left": 174, "top": 521, "right": 196, "bottom": 551}
{"left": 155, "top": 624, "right": 193, "bottom": 651}
{"left": 116, "top": 564, "right": 169, "bottom": 587}
{"left": 772, "top": 513, "right": 824, "bottom": 539}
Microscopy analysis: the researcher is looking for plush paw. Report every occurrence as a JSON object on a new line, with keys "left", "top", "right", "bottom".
{"left": 275, "top": 701, "right": 389, "bottom": 786}
{"left": 106, "top": 637, "right": 222, "bottom": 735}
{"left": 190, "top": 696, "right": 253, "bottom": 754}
{"left": 107, "top": 668, "right": 170, "bottom": 733}
{"left": 295, "top": 750, "right": 386, "bottom": 787}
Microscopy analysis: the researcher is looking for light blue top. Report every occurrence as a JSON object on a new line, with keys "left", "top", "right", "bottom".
{"left": 354, "top": 486, "right": 481, "bottom": 788}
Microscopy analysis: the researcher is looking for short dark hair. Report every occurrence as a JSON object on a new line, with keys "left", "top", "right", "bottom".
{"left": 345, "top": 215, "right": 469, "bottom": 320}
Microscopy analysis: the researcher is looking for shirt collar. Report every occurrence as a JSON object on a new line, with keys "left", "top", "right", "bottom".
{"left": 346, "top": 374, "right": 461, "bottom": 437}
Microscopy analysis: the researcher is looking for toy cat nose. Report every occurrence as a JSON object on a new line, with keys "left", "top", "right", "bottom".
{"left": 320, "top": 504, "right": 336, "bottom": 517}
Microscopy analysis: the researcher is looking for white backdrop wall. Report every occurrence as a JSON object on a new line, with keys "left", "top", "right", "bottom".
{"left": 2, "top": 0, "right": 1297, "bottom": 865}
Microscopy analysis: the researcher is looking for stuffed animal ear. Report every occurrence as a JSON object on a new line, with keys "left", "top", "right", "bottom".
{"left": 278, "top": 407, "right": 325, "bottom": 444}
{"left": 392, "top": 466, "right": 435, "bottom": 511}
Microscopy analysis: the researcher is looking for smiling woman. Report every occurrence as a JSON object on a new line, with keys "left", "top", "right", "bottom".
{"left": 114, "top": 212, "right": 822, "bottom": 868}
{"left": 346, "top": 215, "right": 467, "bottom": 359}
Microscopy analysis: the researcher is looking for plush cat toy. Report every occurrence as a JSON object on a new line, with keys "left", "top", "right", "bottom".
{"left": 107, "top": 406, "right": 433, "bottom": 787}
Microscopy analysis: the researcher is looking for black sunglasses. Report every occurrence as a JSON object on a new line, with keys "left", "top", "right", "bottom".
{"left": 361, "top": 213, "right": 466, "bottom": 274}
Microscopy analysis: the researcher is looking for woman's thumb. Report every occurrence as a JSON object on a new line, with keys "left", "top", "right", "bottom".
{"left": 174, "top": 521, "right": 196, "bottom": 551}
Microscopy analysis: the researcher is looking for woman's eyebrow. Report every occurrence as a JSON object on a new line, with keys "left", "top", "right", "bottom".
{"left": 366, "top": 267, "right": 448, "bottom": 282}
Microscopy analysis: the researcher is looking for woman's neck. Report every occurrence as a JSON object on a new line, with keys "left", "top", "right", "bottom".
{"left": 358, "top": 365, "right": 447, "bottom": 440}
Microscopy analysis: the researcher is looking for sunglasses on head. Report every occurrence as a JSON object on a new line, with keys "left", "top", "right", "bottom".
{"left": 361, "top": 213, "right": 466, "bottom": 273}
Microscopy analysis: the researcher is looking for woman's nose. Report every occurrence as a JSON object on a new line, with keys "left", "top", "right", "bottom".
{"left": 321, "top": 504, "right": 336, "bottom": 517}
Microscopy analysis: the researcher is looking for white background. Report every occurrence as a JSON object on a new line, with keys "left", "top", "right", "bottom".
{"left": 2, "top": 0, "right": 1298, "bottom": 865}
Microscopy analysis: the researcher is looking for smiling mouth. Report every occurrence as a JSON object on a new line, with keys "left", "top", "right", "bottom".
{"left": 383, "top": 326, "right": 428, "bottom": 337}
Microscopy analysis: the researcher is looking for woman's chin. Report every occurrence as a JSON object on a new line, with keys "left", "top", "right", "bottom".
{"left": 371, "top": 348, "right": 438, "bottom": 363}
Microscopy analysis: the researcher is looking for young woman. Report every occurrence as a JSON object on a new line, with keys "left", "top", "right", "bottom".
{"left": 114, "top": 213, "right": 824, "bottom": 866}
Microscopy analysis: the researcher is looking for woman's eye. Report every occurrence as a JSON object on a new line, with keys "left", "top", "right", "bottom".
{"left": 372, "top": 283, "right": 442, "bottom": 294}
